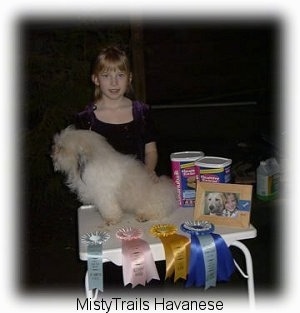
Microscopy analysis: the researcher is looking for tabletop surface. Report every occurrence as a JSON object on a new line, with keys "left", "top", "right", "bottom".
{"left": 78, "top": 205, "right": 257, "bottom": 265}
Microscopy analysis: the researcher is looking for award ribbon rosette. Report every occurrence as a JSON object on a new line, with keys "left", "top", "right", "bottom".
{"left": 150, "top": 224, "right": 190, "bottom": 282}
{"left": 81, "top": 231, "right": 110, "bottom": 292}
{"left": 180, "top": 221, "right": 235, "bottom": 289}
{"left": 116, "top": 227, "right": 159, "bottom": 288}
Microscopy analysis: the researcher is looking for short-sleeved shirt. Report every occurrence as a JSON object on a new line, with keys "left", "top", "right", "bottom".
{"left": 75, "top": 101, "right": 157, "bottom": 162}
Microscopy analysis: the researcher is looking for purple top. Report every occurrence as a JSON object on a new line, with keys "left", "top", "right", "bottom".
{"left": 75, "top": 101, "right": 157, "bottom": 162}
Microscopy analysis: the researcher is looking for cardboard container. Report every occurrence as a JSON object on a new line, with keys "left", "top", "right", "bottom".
{"left": 195, "top": 156, "right": 232, "bottom": 183}
{"left": 170, "top": 151, "right": 205, "bottom": 207}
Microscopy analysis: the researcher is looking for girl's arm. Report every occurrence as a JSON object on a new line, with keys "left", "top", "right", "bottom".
{"left": 144, "top": 142, "right": 158, "bottom": 179}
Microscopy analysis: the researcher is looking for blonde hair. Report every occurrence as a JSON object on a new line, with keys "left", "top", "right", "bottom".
{"left": 91, "top": 46, "right": 133, "bottom": 100}
{"left": 225, "top": 193, "right": 238, "bottom": 201}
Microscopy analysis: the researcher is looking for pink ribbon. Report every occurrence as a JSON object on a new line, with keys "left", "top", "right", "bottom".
{"left": 116, "top": 227, "right": 160, "bottom": 287}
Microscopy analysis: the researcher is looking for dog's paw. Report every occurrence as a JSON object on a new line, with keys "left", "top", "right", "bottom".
{"left": 135, "top": 214, "right": 150, "bottom": 223}
{"left": 104, "top": 218, "right": 120, "bottom": 226}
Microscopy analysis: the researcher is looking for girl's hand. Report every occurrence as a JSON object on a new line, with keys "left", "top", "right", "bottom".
{"left": 147, "top": 169, "right": 160, "bottom": 183}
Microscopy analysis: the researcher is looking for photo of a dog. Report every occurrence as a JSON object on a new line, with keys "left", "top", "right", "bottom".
{"left": 51, "top": 127, "right": 178, "bottom": 225}
{"left": 205, "top": 192, "right": 226, "bottom": 216}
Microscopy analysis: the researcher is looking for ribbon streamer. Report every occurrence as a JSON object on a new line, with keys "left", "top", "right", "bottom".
{"left": 181, "top": 221, "right": 235, "bottom": 289}
{"left": 81, "top": 231, "right": 110, "bottom": 292}
{"left": 116, "top": 227, "right": 159, "bottom": 288}
{"left": 197, "top": 234, "right": 217, "bottom": 289}
{"left": 150, "top": 224, "right": 190, "bottom": 282}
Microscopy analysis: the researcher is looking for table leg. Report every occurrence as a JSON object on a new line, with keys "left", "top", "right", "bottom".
{"left": 230, "top": 240, "right": 255, "bottom": 309}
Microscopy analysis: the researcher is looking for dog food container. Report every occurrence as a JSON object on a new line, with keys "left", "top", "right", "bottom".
{"left": 170, "top": 151, "right": 205, "bottom": 207}
{"left": 195, "top": 156, "right": 232, "bottom": 183}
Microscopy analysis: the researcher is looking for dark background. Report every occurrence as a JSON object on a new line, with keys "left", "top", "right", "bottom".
{"left": 20, "top": 16, "right": 282, "bottom": 298}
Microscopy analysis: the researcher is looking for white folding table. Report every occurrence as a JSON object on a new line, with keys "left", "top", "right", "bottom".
{"left": 78, "top": 205, "right": 257, "bottom": 308}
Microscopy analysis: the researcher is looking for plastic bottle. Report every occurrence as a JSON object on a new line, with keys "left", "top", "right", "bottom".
{"left": 256, "top": 158, "right": 280, "bottom": 201}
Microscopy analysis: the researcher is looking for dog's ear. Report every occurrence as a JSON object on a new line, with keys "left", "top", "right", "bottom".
{"left": 77, "top": 151, "right": 88, "bottom": 180}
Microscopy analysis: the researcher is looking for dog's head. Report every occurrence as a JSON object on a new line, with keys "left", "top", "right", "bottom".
{"left": 51, "top": 126, "right": 108, "bottom": 179}
{"left": 206, "top": 192, "right": 226, "bottom": 216}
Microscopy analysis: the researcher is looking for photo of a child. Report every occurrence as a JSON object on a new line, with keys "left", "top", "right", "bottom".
{"left": 223, "top": 193, "right": 239, "bottom": 218}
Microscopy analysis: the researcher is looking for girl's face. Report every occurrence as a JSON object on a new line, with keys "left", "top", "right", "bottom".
{"left": 225, "top": 194, "right": 237, "bottom": 212}
{"left": 92, "top": 68, "right": 131, "bottom": 101}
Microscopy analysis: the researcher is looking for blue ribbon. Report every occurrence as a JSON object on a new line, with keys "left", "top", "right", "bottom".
{"left": 181, "top": 222, "right": 235, "bottom": 289}
{"left": 87, "top": 245, "right": 103, "bottom": 291}
{"left": 186, "top": 233, "right": 206, "bottom": 287}
{"left": 211, "top": 233, "right": 235, "bottom": 282}
{"left": 197, "top": 234, "right": 217, "bottom": 289}
{"left": 81, "top": 231, "right": 110, "bottom": 292}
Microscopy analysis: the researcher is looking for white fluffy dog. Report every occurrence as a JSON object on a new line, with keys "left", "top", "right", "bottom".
{"left": 51, "top": 127, "right": 178, "bottom": 224}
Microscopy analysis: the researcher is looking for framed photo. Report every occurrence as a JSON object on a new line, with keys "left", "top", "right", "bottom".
{"left": 194, "top": 182, "right": 253, "bottom": 228}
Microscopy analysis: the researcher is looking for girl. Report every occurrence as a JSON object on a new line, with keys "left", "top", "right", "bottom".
{"left": 223, "top": 193, "right": 239, "bottom": 218}
{"left": 75, "top": 46, "right": 158, "bottom": 177}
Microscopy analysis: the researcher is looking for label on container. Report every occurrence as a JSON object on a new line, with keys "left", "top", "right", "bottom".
{"left": 256, "top": 158, "right": 280, "bottom": 200}
{"left": 171, "top": 161, "right": 197, "bottom": 207}
{"left": 195, "top": 165, "right": 231, "bottom": 183}
{"left": 257, "top": 173, "right": 280, "bottom": 198}
{"left": 171, "top": 151, "right": 204, "bottom": 207}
